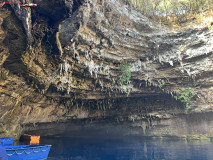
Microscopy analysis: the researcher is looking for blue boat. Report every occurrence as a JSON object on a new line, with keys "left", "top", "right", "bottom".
{"left": 0, "top": 138, "right": 14, "bottom": 146}
{"left": 3, "top": 145, "right": 52, "bottom": 160}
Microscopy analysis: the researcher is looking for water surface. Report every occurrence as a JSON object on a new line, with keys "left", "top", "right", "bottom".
{"left": 37, "top": 123, "right": 213, "bottom": 160}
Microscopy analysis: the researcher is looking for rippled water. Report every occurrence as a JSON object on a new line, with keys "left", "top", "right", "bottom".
{"left": 38, "top": 125, "right": 213, "bottom": 160}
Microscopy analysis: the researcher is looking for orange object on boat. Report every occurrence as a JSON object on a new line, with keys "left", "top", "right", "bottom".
{"left": 22, "top": 134, "right": 40, "bottom": 145}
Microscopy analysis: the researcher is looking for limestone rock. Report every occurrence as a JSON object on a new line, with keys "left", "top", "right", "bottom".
{"left": 1, "top": 0, "right": 213, "bottom": 137}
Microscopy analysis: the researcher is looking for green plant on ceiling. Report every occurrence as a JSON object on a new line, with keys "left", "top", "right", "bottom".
{"left": 174, "top": 88, "right": 196, "bottom": 110}
{"left": 119, "top": 63, "right": 131, "bottom": 85}
{"left": 119, "top": 63, "right": 131, "bottom": 94}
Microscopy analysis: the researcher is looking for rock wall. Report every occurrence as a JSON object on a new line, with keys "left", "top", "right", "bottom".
{"left": 0, "top": 0, "right": 213, "bottom": 137}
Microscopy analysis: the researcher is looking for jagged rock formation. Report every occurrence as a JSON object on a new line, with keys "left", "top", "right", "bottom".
{"left": 0, "top": 0, "right": 213, "bottom": 138}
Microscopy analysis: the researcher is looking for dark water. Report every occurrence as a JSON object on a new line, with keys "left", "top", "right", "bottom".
{"left": 26, "top": 122, "right": 213, "bottom": 160}
{"left": 37, "top": 123, "right": 213, "bottom": 160}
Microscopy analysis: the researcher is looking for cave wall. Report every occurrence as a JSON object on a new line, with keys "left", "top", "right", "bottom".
{"left": 0, "top": 0, "right": 213, "bottom": 137}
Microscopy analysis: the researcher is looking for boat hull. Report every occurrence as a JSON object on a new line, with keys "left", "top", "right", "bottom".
{"left": 0, "top": 138, "right": 14, "bottom": 146}
{"left": 4, "top": 145, "right": 51, "bottom": 160}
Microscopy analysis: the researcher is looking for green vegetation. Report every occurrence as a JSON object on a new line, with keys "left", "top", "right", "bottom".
{"left": 124, "top": 0, "right": 213, "bottom": 15}
{"left": 121, "top": 85, "right": 129, "bottom": 93}
{"left": 122, "top": 0, "right": 213, "bottom": 27}
{"left": 174, "top": 88, "right": 196, "bottom": 110}
{"left": 119, "top": 63, "right": 131, "bottom": 85}
{"left": 118, "top": 63, "right": 132, "bottom": 94}
{"left": 158, "top": 79, "right": 165, "bottom": 89}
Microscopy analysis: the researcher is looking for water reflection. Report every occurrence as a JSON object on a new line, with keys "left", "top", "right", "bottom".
{"left": 40, "top": 136, "right": 213, "bottom": 160}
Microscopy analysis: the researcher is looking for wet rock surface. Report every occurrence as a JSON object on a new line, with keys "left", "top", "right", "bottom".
{"left": 0, "top": 0, "right": 213, "bottom": 137}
